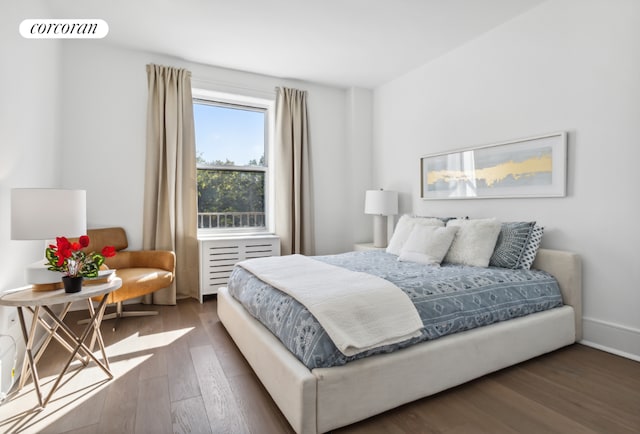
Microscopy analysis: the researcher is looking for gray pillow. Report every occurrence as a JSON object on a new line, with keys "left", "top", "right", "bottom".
{"left": 517, "top": 225, "right": 544, "bottom": 270}
{"left": 490, "top": 222, "right": 536, "bottom": 269}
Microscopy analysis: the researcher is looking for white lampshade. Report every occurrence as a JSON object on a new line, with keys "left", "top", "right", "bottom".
{"left": 364, "top": 190, "right": 398, "bottom": 216}
{"left": 11, "top": 188, "right": 87, "bottom": 240}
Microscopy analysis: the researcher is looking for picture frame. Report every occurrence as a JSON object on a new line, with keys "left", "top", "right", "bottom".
{"left": 420, "top": 132, "right": 567, "bottom": 200}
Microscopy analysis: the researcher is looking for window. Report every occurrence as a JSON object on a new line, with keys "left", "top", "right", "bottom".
{"left": 193, "top": 93, "right": 273, "bottom": 234}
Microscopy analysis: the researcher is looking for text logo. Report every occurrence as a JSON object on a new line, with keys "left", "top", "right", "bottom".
{"left": 20, "top": 19, "right": 109, "bottom": 39}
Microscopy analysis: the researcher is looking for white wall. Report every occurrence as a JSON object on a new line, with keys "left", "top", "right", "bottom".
{"left": 0, "top": 0, "right": 62, "bottom": 396}
{"left": 0, "top": 3, "right": 62, "bottom": 290}
{"left": 373, "top": 0, "right": 640, "bottom": 359}
{"left": 346, "top": 88, "right": 374, "bottom": 244}
{"left": 58, "top": 41, "right": 361, "bottom": 255}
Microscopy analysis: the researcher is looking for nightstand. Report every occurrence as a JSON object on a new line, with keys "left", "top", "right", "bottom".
{"left": 353, "top": 243, "right": 386, "bottom": 252}
{"left": 0, "top": 278, "right": 122, "bottom": 407}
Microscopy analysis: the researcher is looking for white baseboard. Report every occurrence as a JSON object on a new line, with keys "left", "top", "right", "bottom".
{"left": 581, "top": 317, "right": 640, "bottom": 362}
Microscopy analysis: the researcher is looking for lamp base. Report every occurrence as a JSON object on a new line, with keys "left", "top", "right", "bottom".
{"left": 32, "top": 282, "right": 64, "bottom": 292}
{"left": 25, "top": 260, "right": 64, "bottom": 291}
{"left": 372, "top": 215, "right": 388, "bottom": 248}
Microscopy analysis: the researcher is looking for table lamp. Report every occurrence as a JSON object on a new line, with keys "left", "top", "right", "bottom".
{"left": 11, "top": 188, "right": 87, "bottom": 290}
{"left": 364, "top": 189, "right": 398, "bottom": 248}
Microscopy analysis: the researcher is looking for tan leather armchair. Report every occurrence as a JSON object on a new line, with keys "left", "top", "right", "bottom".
{"left": 80, "top": 227, "right": 175, "bottom": 330}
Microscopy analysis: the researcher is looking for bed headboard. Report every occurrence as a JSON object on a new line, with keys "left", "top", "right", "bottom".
{"left": 532, "top": 248, "right": 582, "bottom": 341}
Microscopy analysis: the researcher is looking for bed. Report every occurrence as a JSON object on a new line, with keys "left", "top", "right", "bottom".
{"left": 218, "top": 246, "right": 581, "bottom": 434}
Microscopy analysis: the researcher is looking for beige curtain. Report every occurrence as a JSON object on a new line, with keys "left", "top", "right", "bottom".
{"left": 142, "top": 64, "right": 199, "bottom": 303}
{"left": 274, "top": 87, "right": 314, "bottom": 255}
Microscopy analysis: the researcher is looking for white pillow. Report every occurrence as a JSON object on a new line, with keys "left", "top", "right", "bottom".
{"left": 444, "top": 218, "right": 502, "bottom": 267}
{"left": 398, "top": 225, "right": 459, "bottom": 265}
{"left": 386, "top": 215, "right": 444, "bottom": 255}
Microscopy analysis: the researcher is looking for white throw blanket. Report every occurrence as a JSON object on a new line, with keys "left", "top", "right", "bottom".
{"left": 236, "top": 254, "right": 423, "bottom": 357}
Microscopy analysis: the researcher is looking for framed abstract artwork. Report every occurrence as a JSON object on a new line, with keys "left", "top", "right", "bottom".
{"left": 420, "top": 132, "right": 567, "bottom": 200}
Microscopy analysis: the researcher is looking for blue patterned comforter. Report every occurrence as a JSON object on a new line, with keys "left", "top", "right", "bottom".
{"left": 227, "top": 251, "right": 563, "bottom": 369}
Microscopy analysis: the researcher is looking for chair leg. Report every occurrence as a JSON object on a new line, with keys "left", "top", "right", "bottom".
{"left": 78, "top": 301, "right": 158, "bottom": 331}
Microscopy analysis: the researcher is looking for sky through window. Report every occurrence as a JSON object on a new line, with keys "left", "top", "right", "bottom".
{"left": 193, "top": 103, "right": 265, "bottom": 166}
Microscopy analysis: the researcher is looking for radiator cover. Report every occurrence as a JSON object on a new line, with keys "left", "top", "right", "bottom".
{"left": 198, "top": 235, "right": 280, "bottom": 302}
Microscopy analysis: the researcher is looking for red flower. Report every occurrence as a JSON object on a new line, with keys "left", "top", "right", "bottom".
{"left": 45, "top": 234, "right": 116, "bottom": 278}
{"left": 56, "top": 237, "right": 71, "bottom": 251}
{"left": 60, "top": 247, "right": 73, "bottom": 259}
{"left": 101, "top": 246, "right": 116, "bottom": 258}
{"left": 79, "top": 235, "right": 90, "bottom": 248}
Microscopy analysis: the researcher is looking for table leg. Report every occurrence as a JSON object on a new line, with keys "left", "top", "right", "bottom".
{"left": 39, "top": 294, "right": 112, "bottom": 406}
{"left": 20, "top": 303, "right": 89, "bottom": 386}
{"left": 32, "top": 303, "right": 81, "bottom": 360}
{"left": 18, "top": 304, "right": 89, "bottom": 399}
{"left": 16, "top": 306, "right": 44, "bottom": 408}
{"left": 87, "top": 297, "right": 110, "bottom": 371}
{"left": 32, "top": 302, "right": 75, "bottom": 358}
{"left": 17, "top": 307, "right": 30, "bottom": 390}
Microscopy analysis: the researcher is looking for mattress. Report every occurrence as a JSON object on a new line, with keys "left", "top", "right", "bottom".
{"left": 227, "top": 250, "right": 563, "bottom": 369}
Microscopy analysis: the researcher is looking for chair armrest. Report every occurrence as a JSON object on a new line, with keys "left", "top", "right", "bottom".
{"left": 105, "top": 250, "right": 175, "bottom": 273}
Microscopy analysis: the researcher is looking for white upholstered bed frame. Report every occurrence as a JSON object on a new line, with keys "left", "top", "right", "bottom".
{"left": 217, "top": 248, "right": 582, "bottom": 434}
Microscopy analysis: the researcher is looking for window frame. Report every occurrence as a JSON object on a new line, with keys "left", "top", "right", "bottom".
{"left": 192, "top": 90, "right": 275, "bottom": 237}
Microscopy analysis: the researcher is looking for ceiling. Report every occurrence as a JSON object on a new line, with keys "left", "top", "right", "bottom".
{"left": 46, "top": 0, "right": 545, "bottom": 89}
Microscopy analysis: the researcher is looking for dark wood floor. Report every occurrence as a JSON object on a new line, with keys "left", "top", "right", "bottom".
{"left": 1, "top": 297, "right": 638, "bottom": 434}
